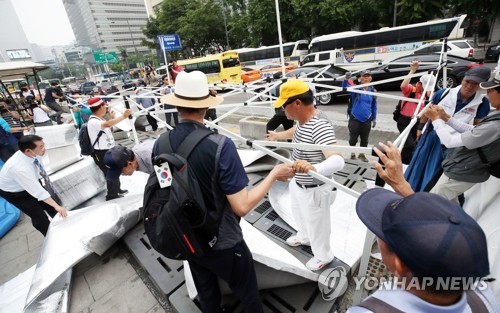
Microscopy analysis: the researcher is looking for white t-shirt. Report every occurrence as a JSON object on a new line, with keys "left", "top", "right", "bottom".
{"left": 32, "top": 107, "right": 50, "bottom": 123}
{"left": 87, "top": 116, "right": 115, "bottom": 150}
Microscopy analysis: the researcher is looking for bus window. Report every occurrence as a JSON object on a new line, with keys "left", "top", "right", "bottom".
{"left": 222, "top": 57, "right": 240, "bottom": 68}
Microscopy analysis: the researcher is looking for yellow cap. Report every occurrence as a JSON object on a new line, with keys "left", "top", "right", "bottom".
{"left": 273, "top": 79, "right": 310, "bottom": 108}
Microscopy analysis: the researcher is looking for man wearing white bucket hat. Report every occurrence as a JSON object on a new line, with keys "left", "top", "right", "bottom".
{"left": 159, "top": 71, "right": 294, "bottom": 312}
{"left": 397, "top": 60, "right": 436, "bottom": 164}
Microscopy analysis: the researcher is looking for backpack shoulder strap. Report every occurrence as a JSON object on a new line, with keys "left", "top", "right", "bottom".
{"left": 465, "top": 290, "right": 488, "bottom": 313}
{"left": 176, "top": 127, "right": 213, "bottom": 159}
{"left": 86, "top": 116, "right": 105, "bottom": 148}
{"left": 155, "top": 127, "right": 212, "bottom": 167}
{"left": 357, "top": 296, "right": 404, "bottom": 313}
{"left": 436, "top": 88, "right": 451, "bottom": 104}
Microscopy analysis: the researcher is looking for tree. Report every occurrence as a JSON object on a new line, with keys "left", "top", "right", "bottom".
{"left": 446, "top": 0, "right": 500, "bottom": 41}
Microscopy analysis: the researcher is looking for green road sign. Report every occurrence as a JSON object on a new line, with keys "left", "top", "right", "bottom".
{"left": 93, "top": 51, "right": 119, "bottom": 64}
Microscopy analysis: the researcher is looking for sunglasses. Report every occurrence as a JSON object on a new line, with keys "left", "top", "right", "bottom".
{"left": 282, "top": 97, "right": 298, "bottom": 110}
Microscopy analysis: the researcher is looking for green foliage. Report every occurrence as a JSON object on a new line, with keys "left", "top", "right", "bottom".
{"left": 140, "top": 0, "right": 496, "bottom": 56}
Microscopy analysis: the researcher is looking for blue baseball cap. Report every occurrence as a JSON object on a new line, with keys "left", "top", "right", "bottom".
{"left": 356, "top": 189, "right": 489, "bottom": 279}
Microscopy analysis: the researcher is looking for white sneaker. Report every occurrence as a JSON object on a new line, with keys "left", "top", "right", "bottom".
{"left": 286, "top": 236, "right": 310, "bottom": 247}
{"left": 306, "top": 257, "right": 331, "bottom": 271}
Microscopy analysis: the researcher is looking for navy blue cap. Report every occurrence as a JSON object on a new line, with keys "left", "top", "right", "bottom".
{"left": 356, "top": 189, "right": 489, "bottom": 279}
{"left": 103, "top": 145, "right": 133, "bottom": 180}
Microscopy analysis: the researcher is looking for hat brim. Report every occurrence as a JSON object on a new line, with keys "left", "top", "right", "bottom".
{"left": 480, "top": 80, "right": 500, "bottom": 89}
{"left": 273, "top": 97, "right": 287, "bottom": 108}
{"left": 463, "top": 76, "right": 487, "bottom": 84}
{"left": 356, "top": 188, "right": 404, "bottom": 241}
{"left": 106, "top": 167, "right": 122, "bottom": 180}
{"left": 160, "top": 93, "right": 223, "bottom": 108}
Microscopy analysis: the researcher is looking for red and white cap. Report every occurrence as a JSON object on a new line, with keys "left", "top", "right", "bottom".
{"left": 87, "top": 97, "right": 104, "bottom": 108}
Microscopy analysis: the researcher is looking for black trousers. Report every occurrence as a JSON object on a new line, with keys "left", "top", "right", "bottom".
{"left": 46, "top": 101, "right": 64, "bottom": 124}
{"left": 266, "top": 109, "right": 294, "bottom": 132}
{"left": 188, "top": 241, "right": 263, "bottom": 313}
{"left": 396, "top": 115, "right": 418, "bottom": 165}
{"left": 145, "top": 113, "right": 158, "bottom": 131}
{"left": 348, "top": 118, "right": 371, "bottom": 147}
{"left": 0, "top": 189, "right": 57, "bottom": 236}
{"left": 92, "top": 149, "right": 121, "bottom": 198}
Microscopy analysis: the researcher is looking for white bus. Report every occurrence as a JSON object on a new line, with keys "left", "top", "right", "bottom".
{"left": 238, "top": 40, "right": 309, "bottom": 68}
{"left": 309, "top": 15, "right": 467, "bottom": 63}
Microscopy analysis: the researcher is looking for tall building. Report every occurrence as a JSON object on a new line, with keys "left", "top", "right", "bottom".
{"left": 0, "top": 0, "right": 33, "bottom": 63}
{"left": 143, "top": 0, "right": 163, "bottom": 18}
{"left": 62, "top": 0, "right": 149, "bottom": 55}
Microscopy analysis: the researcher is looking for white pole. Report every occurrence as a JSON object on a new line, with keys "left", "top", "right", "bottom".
{"left": 160, "top": 37, "right": 172, "bottom": 86}
{"left": 274, "top": 0, "right": 286, "bottom": 78}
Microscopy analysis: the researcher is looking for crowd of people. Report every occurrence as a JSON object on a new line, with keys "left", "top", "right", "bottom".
{"left": 1, "top": 61, "right": 499, "bottom": 312}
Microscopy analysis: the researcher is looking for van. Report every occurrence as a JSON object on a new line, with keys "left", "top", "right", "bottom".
{"left": 299, "top": 50, "right": 344, "bottom": 67}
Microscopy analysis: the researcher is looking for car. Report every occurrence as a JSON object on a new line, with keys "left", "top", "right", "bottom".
{"left": 362, "top": 54, "right": 483, "bottom": 90}
{"left": 80, "top": 81, "right": 96, "bottom": 95}
{"left": 411, "top": 40, "right": 475, "bottom": 59}
{"left": 101, "top": 81, "right": 119, "bottom": 94}
{"left": 122, "top": 79, "right": 144, "bottom": 90}
{"left": 258, "top": 63, "right": 297, "bottom": 79}
{"left": 241, "top": 67, "right": 261, "bottom": 83}
{"left": 269, "top": 66, "right": 350, "bottom": 105}
{"left": 485, "top": 42, "right": 500, "bottom": 62}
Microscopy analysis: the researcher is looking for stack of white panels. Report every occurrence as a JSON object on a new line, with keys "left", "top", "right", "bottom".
{"left": 50, "top": 158, "right": 106, "bottom": 210}
{"left": 36, "top": 124, "right": 81, "bottom": 173}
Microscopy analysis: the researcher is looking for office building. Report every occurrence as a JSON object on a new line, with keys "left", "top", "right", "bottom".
{"left": 62, "top": 0, "right": 149, "bottom": 55}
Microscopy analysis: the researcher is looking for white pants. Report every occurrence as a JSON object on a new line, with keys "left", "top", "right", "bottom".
{"left": 430, "top": 174, "right": 476, "bottom": 204}
{"left": 289, "top": 178, "right": 336, "bottom": 262}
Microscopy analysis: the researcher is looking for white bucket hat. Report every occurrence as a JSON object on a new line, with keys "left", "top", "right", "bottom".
{"left": 419, "top": 74, "right": 436, "bottom": 89}
{"left": 160, "top": 71, "right": 223, "bottom": 108}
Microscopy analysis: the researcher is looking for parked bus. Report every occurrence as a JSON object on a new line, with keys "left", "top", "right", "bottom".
{"left": 309, "top": 15, "right": 467, "bottom": 63}
{"left": 177, "top": 51, "right": 242, "bottom": 84}
{"left": 238, "top": 40, "right": 309, "bottom": 68}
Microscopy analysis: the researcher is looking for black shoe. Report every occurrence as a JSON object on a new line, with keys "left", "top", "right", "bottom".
{"left": 105, "top": 194, "right": 124, "bottom": 201}
{"left": 118, "top": 189, "right": 128, "bottom": 195}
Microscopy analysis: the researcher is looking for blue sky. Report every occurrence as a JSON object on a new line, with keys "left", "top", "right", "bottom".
{"left": 11, "top": 0, "right": 75, "bottom": 46}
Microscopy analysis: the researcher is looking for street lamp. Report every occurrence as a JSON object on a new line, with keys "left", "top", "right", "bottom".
{"left": 217, "top": 0, "right": 229, "bottom": 50}
{"left": 126, "top": 19, "right": 139, "bottom": 55}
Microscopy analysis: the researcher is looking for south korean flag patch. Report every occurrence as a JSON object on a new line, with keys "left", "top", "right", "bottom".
{"left": 154, "top": 162, "right": 172, "bottom": 188}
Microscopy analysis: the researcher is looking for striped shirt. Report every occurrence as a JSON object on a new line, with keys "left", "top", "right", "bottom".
{"left": 292, "top": 113, "right": 336, "bottom": 185}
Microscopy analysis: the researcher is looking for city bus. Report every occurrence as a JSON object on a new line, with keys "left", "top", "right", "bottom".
{"left": 238, "top": 40, "right": 309, "bottom": 68}
{"left": 177, "top": 51, "right": 242, "bottom": 84}
{"left": 309, "top": 15, "right": 467, "bottom": 63}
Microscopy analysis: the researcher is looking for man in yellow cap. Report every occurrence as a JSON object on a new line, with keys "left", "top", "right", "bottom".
{"left": 266, "top": 79, "right": 345, "bottom": 271}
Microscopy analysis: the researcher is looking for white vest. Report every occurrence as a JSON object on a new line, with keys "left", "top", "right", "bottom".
{"left": 438, "top": 86, "right": 486, "bottom": 136}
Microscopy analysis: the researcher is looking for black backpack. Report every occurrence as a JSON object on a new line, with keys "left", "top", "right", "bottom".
{"left": 142, "top": 128, "right": 223, "bottom": 260}
{"left": 78, "top": 117, "right": 104, "bottom": 156}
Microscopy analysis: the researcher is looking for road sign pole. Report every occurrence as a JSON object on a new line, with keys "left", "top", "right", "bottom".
{"left": 161, "top": 37, "right": 172, "bottom": 85}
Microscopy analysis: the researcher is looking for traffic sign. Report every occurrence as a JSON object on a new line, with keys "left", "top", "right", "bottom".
{"left": 93, "top": 51, "right": 119, "bottom": 64}
{"left": 158, "top": 34, "right": 182, "bottom": 51}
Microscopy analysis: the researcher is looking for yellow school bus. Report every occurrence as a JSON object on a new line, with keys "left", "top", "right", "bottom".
{"left": 178, "top": 51, "right": 242, "bottom": 84}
